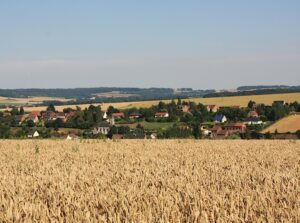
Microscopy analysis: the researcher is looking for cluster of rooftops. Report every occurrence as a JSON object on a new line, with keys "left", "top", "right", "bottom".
{"left": 1, "top": 101, "right": 271, "bottom": 139}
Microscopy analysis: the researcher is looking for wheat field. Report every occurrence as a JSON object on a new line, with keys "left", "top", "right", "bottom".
{"left": 262, "top": 114, "right": 300, "bottom": 133}
{"left": 0, "top": 140, "right": 299, "bottom": 222}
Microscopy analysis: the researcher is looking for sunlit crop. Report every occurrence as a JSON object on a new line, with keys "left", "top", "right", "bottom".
{"left": 0, "top": 140, "right": 299, "bottom": 222}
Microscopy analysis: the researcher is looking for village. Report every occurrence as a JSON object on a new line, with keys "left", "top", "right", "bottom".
{"left": 0, "top": 99, "right": 299, "bottom": 140}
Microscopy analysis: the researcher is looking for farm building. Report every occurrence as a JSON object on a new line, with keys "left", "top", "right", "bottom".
{"left": 224, "top": 122, "right": 246, "bottom": 134}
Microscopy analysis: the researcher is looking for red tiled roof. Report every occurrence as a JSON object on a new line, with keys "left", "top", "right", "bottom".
{"left": 30, "top": 111, "right": 41, "bottom": 116}
{"left": 206, "top": 105, "right": 218, "bottom": 109}
{"left": 112, "top": 112, "right": 124, "bottom": 117}
{"left": 211, "top": 125, "right": 222, "bottom": 131}
{"left": 224, "top": 122, "right": 245, "bottom": 127}
{"left": 248, "top": 111, "right": 258, "bottom": 117}
{"left": 28, "top": 114, "right": 38, "bottom": 119}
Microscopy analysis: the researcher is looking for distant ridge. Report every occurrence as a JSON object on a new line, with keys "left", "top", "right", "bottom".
{"left": 204, "top": 85, "right": 300, "bottom": 98}
{"left": 237, "top": 85, "right": 294, "bottom": 91}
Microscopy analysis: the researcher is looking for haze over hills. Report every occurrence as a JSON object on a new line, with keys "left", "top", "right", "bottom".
{"left": 0, "top": 85, "right": 299, "bottom": 107}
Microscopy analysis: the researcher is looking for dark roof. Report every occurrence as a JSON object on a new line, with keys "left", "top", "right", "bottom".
{"left": 214, "top": 114, "right": 225, "bottom": 121}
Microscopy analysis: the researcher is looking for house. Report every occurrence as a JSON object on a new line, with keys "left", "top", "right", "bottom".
{"left": 155, "top": 112, "right": 169, "bottom": 118}
{"left": 112, "top": 112, "right": 125, "bottom": 119}
{"left": 42, "top": 112, "right": 57, "bottom": 121}
{"left": 248, "top": 110, "right": 259, "bottom": 118}
{"left": 244, "top": 117, "right": 263, "bottom": 125}
{"left": 29, "top": 111, "right": 41, "bottom": 117}
{"left": 214, "top": 130, "right": 230, "bottom": 139}
{"left": 224, "top": 122, "right": 246, "bottom": 134}
{"left": 65, "top": 111, "right": 76, "bottom": 121}
{"left": 28, "top": 114, "right": 39, "bottom": 123}
{"left": 103, "top": 112, "right": 108, "bottom": 119}
{"left": 177, "top": 105, "right": 190, "bottom": 113}
{"left": 56, "top": 112, "right": 67, "bottom": 122}
{"left": 205, "top": 105, "right": 219, "bottom": 113}
{"left": 211, "top": 125, "right": 222, "bottom": 137}
{"left": 27, "top": 130, "right": 39, "bottom": 138}
{"left": 3, "top": 112, "right": 12, "bottom": 117}
{"left": 213, "top": 114, "right": 227, "bottom": 123}
{"left": 15, "top": 115, "right": 27, "bottom": 125}
{"left": 149, "top": 133, "right": 157, "bottom": 139}
{"left": 200, "top": 126, "right": 211, "bottom": 136}
{"left": 129, "top": 113, "right": 141, "bottom": 119}
{"left": 65, "top": 134, "right": 79, "bottom": 140}
{"left": 108, "top": 117, "right": 115, "bottom": 125}
{"left": 93, "top": 122, "right": 112, "bottom": 135}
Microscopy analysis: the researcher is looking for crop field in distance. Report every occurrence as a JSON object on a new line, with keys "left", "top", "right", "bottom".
{"left": 0, "top": 140, "right": 299, "bottom": 222}
{"left": 1, "top": 92, "right": 300, "bottom": 112}
{"left": 0, "top": 96, "right": 72, "bottom": 106}
{"left": 262, "top": 114, "right": 300, "bottom": 133}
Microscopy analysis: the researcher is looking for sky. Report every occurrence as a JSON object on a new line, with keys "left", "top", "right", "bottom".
{"left": 0, "top": 0, "right": 299, "bottom": 89}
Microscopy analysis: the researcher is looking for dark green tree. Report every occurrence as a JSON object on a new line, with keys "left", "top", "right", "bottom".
{"left": 265, "top": 132, "right": 272, "bottom": 139}
{"left": 46, "top": 104, "right": 56, "bottom": 112}
{"left": 0, "top": 124, "right": 11, "bottom": 138}
{"left": 248, "top": 100, "right": 256, "bottom": 109}
{"left": 296, "top": 130, "right": 300, "bottom": 139}
{"left": 192, "top": 124, "right": 202, "bottom": 139}
{"left": 11, "top": 108, "right": 19, "bottom": 116}
{"left": 26, "top": 120, "right": 35, "bottom": 127}
{"left": 19, "top": 106, "right": 25, "bottom": 115}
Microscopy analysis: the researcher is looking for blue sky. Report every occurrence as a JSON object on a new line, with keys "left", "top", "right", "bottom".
{"left": 0, "top": 0, "right": 299, "bottom": 89}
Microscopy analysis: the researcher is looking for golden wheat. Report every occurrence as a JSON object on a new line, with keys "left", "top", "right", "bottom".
{"left": 0, "top": 140, "right": 299, "bottom": 222}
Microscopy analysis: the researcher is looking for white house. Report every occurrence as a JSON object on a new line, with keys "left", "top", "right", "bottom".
{"left": 155, "top": 112, "right": 169, "bottom": 118}
{"left": 103, "top": 112, "right": 108, "bottom": 119}
{"left": 65, "top": 134, "right": 79, "bottom": 140}
{"left": 27, "top": 130, "right": 39, "bottom": 138}
{"left": 150, "top": 133, "right": 157, "bottom": 139}
{"left": 200, "top": 126, "right": 212, "bottom": 136}
{"left": 244, "top": 117, "right": 263, "bottom": 125}
{"left": 93, "top": 122, "right": 112, "bottom": 135}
